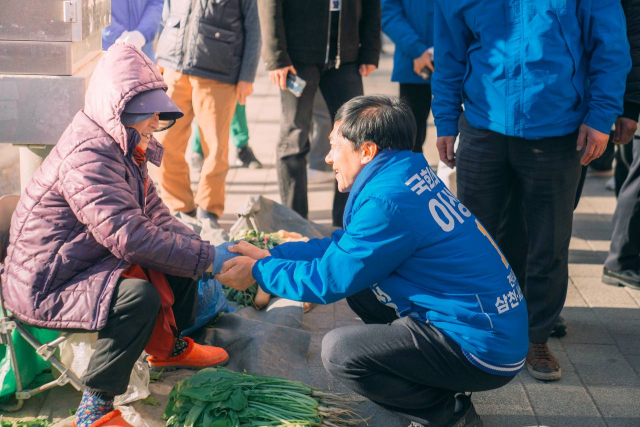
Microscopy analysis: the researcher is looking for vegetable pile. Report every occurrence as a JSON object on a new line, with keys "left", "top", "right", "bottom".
{"left": 163, "top": 367, "right": 365, "bottom": 427}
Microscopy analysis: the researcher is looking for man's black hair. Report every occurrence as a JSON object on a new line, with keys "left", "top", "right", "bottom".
{"left": 334, "top": 95, "right": 416, "bottom": 151}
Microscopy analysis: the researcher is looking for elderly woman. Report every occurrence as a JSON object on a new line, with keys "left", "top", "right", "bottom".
{"left": 0, "top": 44, "right": 232, "bottom": 427}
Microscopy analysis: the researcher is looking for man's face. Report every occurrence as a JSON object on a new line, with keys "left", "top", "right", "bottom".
{"left": 325, "top": 121, "right": 367, "bottom": 193}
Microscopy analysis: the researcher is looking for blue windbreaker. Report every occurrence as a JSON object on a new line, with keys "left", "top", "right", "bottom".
{"left": 381, "top": 0, "right": 434, "bottom": 84}
{"left": 102, "top": 0, "right": 164, "bottom": 62}
{"left": 254, "top": 150, "right": 529, "bottom": 374}
{"left": 432, "top": 0, "right": 631, "bottom": 139}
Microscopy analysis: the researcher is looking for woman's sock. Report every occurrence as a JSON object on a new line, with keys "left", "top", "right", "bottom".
{"left": 170, "top": 335, "right": 189, "bottom": 358}
{"left": 74, "top": 389, "right": 114, "bottom": 427}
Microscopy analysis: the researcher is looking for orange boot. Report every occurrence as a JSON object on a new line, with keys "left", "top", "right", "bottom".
{"left": 147, "top": 337, "right": 229, "bottom": 371}
{"left": 73, "top": 410, "right": 131, "bottom": 427}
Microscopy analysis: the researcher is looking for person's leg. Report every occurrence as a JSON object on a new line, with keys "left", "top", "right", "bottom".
{"left": 456, "top": 114, "right": 513, "bottom": 241}
{"left": 346, "top": 288, "right": 399, "bottom": 325}
{"left": 78, "top": 278, "right": 161, "bottom": 427}
{"left": 156, "top": 69, "right": 197, "bottom": 213}
{"left": 604, "top": 138, "right": 640, "bottom": 279}
{"left": 511, "top": 131, "right": 582, "bottom": 344}
{"left": 191, "top": 76, "right": 237, "bottom": 219}
{"left": 230, "top": 103, "right": 249, "bottom": 149}
{"left": 277, "top": 64, "right": 322, "bottom": 218}
{"left": 322, "top": 316, "right": 513, "bottom": 426}
{"left": 318, "top": 63, "right": 364, "bottom": 226}
{"left": 615, "top": 142, "right": 634, "bottom": 196}
{"left": 165, "top": 274, "right": 198, "bottom": 333}
{"left": 399, "top": 83, "right": 432, "bottom": 154}
{"left": 308, "top": 91, "right": 334, "bottom": 172}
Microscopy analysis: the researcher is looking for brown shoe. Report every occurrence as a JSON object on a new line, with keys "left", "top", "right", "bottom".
{"left": 526, "top": 342, "right": 562, "bottom": 381}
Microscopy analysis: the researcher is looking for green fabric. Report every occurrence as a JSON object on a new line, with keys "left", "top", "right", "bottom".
{"left": 190, "top": 103, "right": 249, "bottom": 155}
{"left": 0, "top": 324, "right": 59, "bottom": 398}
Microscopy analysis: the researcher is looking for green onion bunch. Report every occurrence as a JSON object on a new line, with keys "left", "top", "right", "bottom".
{"left": 163, "top": 367, "right": 366, "bottom": 427}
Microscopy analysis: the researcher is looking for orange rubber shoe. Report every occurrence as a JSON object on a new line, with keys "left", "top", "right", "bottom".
{"left": 147, "top": 337, "right": 229, "bottom": 371}
{"left": 72, "top": 410, "right": 131, "bottom": 427}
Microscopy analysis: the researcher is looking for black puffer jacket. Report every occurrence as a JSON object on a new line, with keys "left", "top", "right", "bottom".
{"left": 622, "top": 0, "right": 640, "bottom": 120}
{"left": 156, "top": 0, "right": 261, "bottom": 84}
{"left": 258, "top": 0, "right": 381, "bottom": 70}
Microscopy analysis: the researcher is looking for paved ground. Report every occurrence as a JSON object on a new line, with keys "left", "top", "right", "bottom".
{"left": 1, "top": 45, "right": 639, "bottom": 427}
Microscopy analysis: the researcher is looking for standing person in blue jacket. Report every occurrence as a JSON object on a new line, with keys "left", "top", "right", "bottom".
{"left": 382, "top": 0, "right": 434, "bottom": 153}
{"left": 431, "top": 0, "right": 631, "bottom": 382}
{"left": 102, "top": 0, "right": 164, "bottom": 62}
{"left": 217, "top": 96, "right": 528, "bottom": 427}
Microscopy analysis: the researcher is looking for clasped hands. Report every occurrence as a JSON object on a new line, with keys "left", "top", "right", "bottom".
{"left": 213, "top": 241, "right": 271, "bottom": 291}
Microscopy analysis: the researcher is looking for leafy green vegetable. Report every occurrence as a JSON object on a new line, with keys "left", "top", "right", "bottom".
{"left": 163, "top": 367, "right": 365, "bottom": 427}
{"left": 141, "top": 396, "right": 161, "bottom": 406}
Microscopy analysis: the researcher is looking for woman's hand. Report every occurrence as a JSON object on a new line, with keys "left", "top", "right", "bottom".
{"left": 229, "top": 241, "right": 271, "bottom": 260}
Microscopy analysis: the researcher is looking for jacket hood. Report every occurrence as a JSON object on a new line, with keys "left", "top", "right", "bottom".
{"left": 83, "top": 43, "right": 167, "bottom": 155}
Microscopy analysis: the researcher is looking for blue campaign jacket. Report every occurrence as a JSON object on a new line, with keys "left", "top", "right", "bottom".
{"left": 381, "top": 0, "right": 434, "bottom": 84}
{"left": 432, "top": 0, "right": 631, "bottom": 139}
{"left": 253, "top": 150, "right": 529, "bottom": 373}
{"left": 102, "top": 0, "right": 164, "bottom": 62}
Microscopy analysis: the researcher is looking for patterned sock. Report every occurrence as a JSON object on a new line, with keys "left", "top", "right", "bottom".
{"left": 74, "top": 389, "right": 114, "bottom": 427}
{"left": 170, "top": 335, "right": 189, "bottom": 358}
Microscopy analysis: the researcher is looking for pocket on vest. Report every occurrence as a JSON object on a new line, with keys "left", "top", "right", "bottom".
{"left": 193, "top": 23, "right": 237, "bottom": 76}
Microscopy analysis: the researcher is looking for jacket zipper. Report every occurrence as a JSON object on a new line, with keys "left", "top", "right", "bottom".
{"left": 92, "top": 259, "right": 124, "bottom": 330}
{"left": 324, "top": 2, "right": 332, "bottom": 65}
{"left": 335, "top": 7, "right": 342, "bottom": 69}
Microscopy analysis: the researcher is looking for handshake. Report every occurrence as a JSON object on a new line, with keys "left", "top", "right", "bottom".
{"left": 204, "top": 241, "right": 271, "bottom": 293}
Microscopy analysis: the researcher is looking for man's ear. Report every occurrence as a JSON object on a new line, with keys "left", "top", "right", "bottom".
{"left": 360, "top": 142, "right": 379, "bottom": 165}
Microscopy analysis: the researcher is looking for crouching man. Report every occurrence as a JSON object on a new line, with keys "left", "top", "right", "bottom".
{"left": 217, "top": 95, "right": 528, "bottom": 427}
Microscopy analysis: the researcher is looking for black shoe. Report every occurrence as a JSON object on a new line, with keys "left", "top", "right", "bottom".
{"left": 550, "top": 315, "right": 567, "bottom": 338}
{"left": 196, "top": 207, "right": 220, "bottom": 229}
{"left": 602, "top": 267, "right": 640, "bottom": 291}
{"left": 445, "top": 394, "right": 483, "bottom": 427}
{"left": 235, "top": 147, "right": 262, "bottom": 169}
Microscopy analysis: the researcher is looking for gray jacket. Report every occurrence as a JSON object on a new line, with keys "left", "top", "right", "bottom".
{"left": 156, "top": 0, "right": 261, "bottom": 84}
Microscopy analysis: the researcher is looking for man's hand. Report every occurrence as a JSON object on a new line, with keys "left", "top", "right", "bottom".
{"left": 236, "top": 81, "right": 253, "bottom": 105}
{"left": 413, "top": 49, "right": 434, "bottom": 79}
{"left": 229, "top": 240, "right": 271, "bottom": 260}
{"left": 269, "top": 65, "right": 296, "bottom": 90}
{"left": 359, "top": 64, "right": 377, "bottom": 77}
{"left": 437, "top": 136, "right": 457, "bottom": 168}
{"left": 215, "top": 256, "right": 257, "bottom": 291}
{"left": 576, "top": 123, "right": 610, "bottom": 166}
{"left": 613, "top": 117, "right": 637, "bottom": 145}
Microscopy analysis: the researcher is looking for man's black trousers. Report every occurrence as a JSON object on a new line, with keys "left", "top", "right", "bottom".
{"left": 456, "top": 114, "right": 582, "bottom": 343}
{"left": 399, "top": 83, "right": 432, "bottom": 154}
{"left": 82, "top": 274, "right": 197, "bottom": 397}
{"left": 277, "top": 62, "right": 364, "bottom": 226}
{"left": 321, "top": 289, "right": 514, "bottom": 427}
{"left": 606, "top": 138, "right": 640, "bottom": 272}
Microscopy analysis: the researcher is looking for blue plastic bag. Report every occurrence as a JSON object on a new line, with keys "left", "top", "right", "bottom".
{"left": 182, "top": 277, "right": 231, "bottom": 336}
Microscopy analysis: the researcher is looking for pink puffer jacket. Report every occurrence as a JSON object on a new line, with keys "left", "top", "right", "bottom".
{"left": 0, "top": 44, "right": 214, "bottom": 331}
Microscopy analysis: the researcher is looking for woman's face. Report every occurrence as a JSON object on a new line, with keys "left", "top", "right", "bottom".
{"left": 126, "top": 113, "right": 160, "bottom": 140}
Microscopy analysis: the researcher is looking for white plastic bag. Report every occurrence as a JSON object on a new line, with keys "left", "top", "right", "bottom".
{"left": 58, "top": 334, "right": 150, "bottom": 404}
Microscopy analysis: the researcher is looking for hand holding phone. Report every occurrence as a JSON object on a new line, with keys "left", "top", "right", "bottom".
{"left": 286, "top": 73, "right": 307, "bottom": 97}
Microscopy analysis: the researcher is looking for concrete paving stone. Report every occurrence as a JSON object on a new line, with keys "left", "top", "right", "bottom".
{"left": 535, "top": 415, "right": 607, "bottom": 427}
{"left": 558, "top": 307, "right": 614, "bottom": 345}
{"left": 520, "top": 370, "right": 601, "bottom": 420}
{"left": 307, "top": 331, "right": 328, "bottom": 368}
{"left": 624, "top": 288, "right": 640, "bottom": 307}
{"left": 569, "top": 249, "right": 609, "bottom": 265}
{"left": 564, "top": 282, "right": 589, "bottom": 308}
{"left": 569, "top": 264, "right": 606, "bottom": 278}
{"left": 545, "top": 338, "right": 577, "bottom": 373}
{"left": 358, "top": 401, "right": 405, "bottom": 427}
{"left": 571, "top": 277, "right": 639, "bottom": 308}
{"left": 570, "top": 237, "right": 593, "bottom": 251}
{"left": 587, "top": 240, "right": 612, "bottom": 253}
{"left": 624, "top": 353, "right": 640, "bottom": 377}
{"left": 563, "top": 344, "right": 640, "bottom": 386}
{"left": 587, "top": 386, "right": 640, "bottom": 420}
{"left": 606, "top": 418, "right": 640, "bottom": 427}
{"left": 473, "top": 378, "right": 534, "bottom": 416}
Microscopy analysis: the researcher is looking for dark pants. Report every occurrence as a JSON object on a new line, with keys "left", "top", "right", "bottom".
{"left": 82, "top": 274, "right": 197, "bottom": 397}
{"left": 605, "top": 138, "right": 640, "bottom": 272}
{"left": 321, "top": 289, "right": 514, "bottom": 427}
{"left": 399, "top": 83, "right": 432, "bottom": 154}
{"left": 456, "top": 114, "right": 582, "bottom": 343}
{"left": 615, "top": 140, "right": 635, "bottom": 197}
{"left": 277, "top": 62, "right": 364, "bottom": 226}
